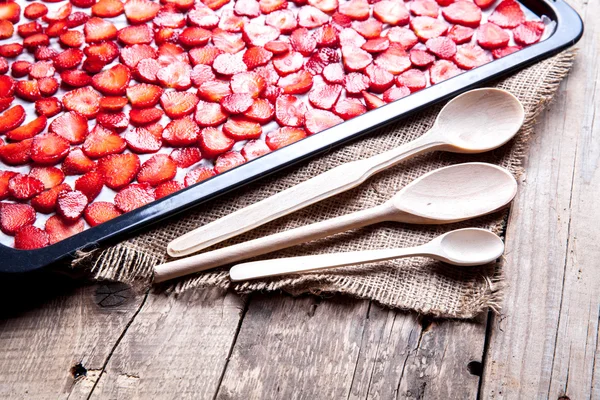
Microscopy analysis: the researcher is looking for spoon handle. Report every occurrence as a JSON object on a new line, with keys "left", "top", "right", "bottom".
{"left": 167, "top": 132, "right": 440, "bottom": 258}
{"left": 229, "top": 246, "right": 430, "bottom": 282}
{"left": 154, "top": 204, "right": 393, "bottom": 283}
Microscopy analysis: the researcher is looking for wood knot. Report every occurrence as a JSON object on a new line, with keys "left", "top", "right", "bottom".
{"left": 94, "top": 282, "right": 133, "bottom": 307}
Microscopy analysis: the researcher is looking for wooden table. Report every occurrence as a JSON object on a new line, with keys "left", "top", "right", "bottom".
{"left": 1, "top": 1, "right": 597, "bottom": 398}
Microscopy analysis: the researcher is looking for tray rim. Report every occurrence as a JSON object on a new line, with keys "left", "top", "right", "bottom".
{"left": 0, "top": 0, "right": 584, "bottom": 274}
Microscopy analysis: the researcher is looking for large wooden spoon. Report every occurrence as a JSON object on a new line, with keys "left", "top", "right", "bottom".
{"left": 154, "top": 163, "right": 517, "bottom": 283}
{"left": 168, "top": 88, "right": 524, "bottom": 258}
{"left": 229, "top": 228, "right": 505, "bottom": 282}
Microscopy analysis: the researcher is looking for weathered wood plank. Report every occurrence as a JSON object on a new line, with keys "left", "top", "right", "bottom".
{"left": 86, "top": 288, "right": 245, "bottom": 400}
{"left": 480, "top": 0, "right": 600, "bottom": 398}
{"left": 0, "top": 277, "right": 145, "bottom": 400}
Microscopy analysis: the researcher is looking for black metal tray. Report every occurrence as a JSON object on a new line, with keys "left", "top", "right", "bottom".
{"left": 0, "top": 0, "right": 583, "bottom": 274}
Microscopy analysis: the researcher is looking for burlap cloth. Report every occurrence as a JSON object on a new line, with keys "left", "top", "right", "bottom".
{"left": 74, "top": 50, "right": 575, "bottom": 318}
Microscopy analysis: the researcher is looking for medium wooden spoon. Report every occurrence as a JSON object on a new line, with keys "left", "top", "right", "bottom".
{"left": 154, "top": 163, "right": 517, "bottom": 283}
{"left": 229, "top": 228, "right": 505, "bottom": 282}
{"left": 168, "top": 88, "right": 524, "bottom": 258}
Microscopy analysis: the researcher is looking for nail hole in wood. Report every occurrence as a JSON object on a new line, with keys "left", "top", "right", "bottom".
{"left": 94, "top": 282, "right": 133, "bottom": 308}
{"left": 467, "top": 361, "right": 482, "bottom": 376}
{"left": 71, "top": 363, "right": 87, "bottom": 379}
{"left": 420, "top": 316, "right": 433, "bottom": 331}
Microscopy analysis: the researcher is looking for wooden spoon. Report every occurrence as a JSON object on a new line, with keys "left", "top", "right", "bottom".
{"left": 154, "top": 163, "right": 517, "bottom": 283}
{"left": 168, "top": 88, "right": 524, "bottom": 258}
{"left": 229, "top": 228, "right": 505, "bottom": 282}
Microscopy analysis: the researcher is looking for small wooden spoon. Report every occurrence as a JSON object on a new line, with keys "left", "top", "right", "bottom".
{"left": 229, "top": 228, "right": 505, "bottom": 282}
{"left": 168, "top": 88, "right": 524, "bottom": 258}
{"left": 154, "top": 163, "right": 517, "bottom": 283}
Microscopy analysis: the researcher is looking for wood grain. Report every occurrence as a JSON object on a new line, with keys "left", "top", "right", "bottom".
{"left": 480, "top": 0, "right": 600, "bottom": 398}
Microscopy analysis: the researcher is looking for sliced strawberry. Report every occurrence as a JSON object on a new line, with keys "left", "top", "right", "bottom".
{"left": 136, "top": 154, "right": 178, "bottom": 187}
{"left": 35, "top": 97, "right": 62, "bottom": 117}
{"left": 63, "top": 87, "right": 101, "bottom": 118}
{"left": 410, "top": 0, "right": 439, "bottom": 18}
{"left": 62, "top": 148, "right": 95, "bottom": 175}
{"left": 84, "top": 18, "right": 117, "bottom": 43}
{"left": 31, "top": 133, "right": 70, "bottom": 165}
{"left": 132, "top": 59, "right": 160, "bottom": 84}
{"left": 178, "top": 26, "right": 212, "bottom": 48}
{"left": 352, "top": 19, "right": 382, "bottom": 40}
{"left": 155, "top": 27, "right": 179, "bottom": 45}
{"left": 30, "top": 166, "right": 64, "bottom": 190}
{"left": 385, "top": 27, "right": 419, "bottom": 49}
{"left": 117, "top": 24, "right": 153, "bottom": 47}
{"left": 6, "top": 116, "right": 47, "bottom": 142}
{"left": 0, "top": 2, "right": 20, "bottom": 24}
{"left": 305, "top": 109, "right": 343, "bottom": 135}
{"left": 0, "top": 76, "right": 14, "bottom": 98}
{"left": 230, "top": 72, "right": 266, "bottom": 100}
{"left": 84, "top": 202, "right": 122, "bottom": 226}
{"left": 0, "top": 203, "right": 36, "bottom": 236}
{"left": 45, "top": 215, "right": 84, "bottom": 244}
{"left": 91, "top": 0, "right": 124, "bottom": 17}
{"left": 513, "top": 21, "right": 545, "bottom": 46}
{"left": 265, "top": 41, "right": 291, "bottom": 55}
{"left": 195, "top": 99, "right": 229, "bottom": 127}
{"left": 113, "top": 183, "right": 154, "bottom": 213}
{"left": 430, "top": 59, "right": 463, "bottom": 84}
{"left": 260, "top": 0, "right": 288, "bottom": 13}
{"left": 11, "top": 61, "right": 32, "bottom": 78}
{"left": 212, "top": 29, "right": 245, "bottom": 53}
{"left": 448, "top": 25, "right": 475, "bottom": 45}
{"left": 82, "top": 124, "right": 126, "bottom": 159}
{"left": 214, "top": 151, "right": 245, "bottom": 174}
{"left": 362, "top": 90, "right": 385, "bottom": 109}
{"left": 477, "top": 23, "right": 510, "bottom": 49}
{"left": 305, "top": 47, "right": 339, "bottom": 75}
{"left": 203, "top": 0, "right": 231, "bottom": 10}
{"left": 265, "top": 126, "right": 306, "bottom": 150}
{"left": 474, "top": 0, "right": 495, "bottom": 8}
{"left": 17, "top": 21, "right": 42, "bottom": 38}
{"left": 244, "top": 98, "right": 275, "bottom": 123}
{"left": 31, "top": 183, "right": 71, "bottom": 214}
{"left": 14, "top": 226, "right": 49, "bottom": 250}
{"left": 222, "top": 117, "right": 261, "bottom": 140}
{"left": 100, "top": 96, "right": 128, "bottom": 112}
{"left": 278, "top": 71, "right": 313, "bottom": 94}
{"left": 197, "top": 80, "right": 231, "bottom": 102}
{"left": 275, "top": 95, "right": 306, "bottom": 127}
{"left": 37, "top": 77, "right": 59, "bottom": 97}
{"left": 217, "top": 10, "right": 245, "bottom": 32}
{"left": 121, "top": 124, "right": 161, "bottom": 154}
{"left": 0, "top": 96, "right": 12, "bottom": 113}
{"left": 0, "top": 105, "right": 25, "bottom": 133}
{"left": 307, "top": 84, "right": 342, "bottom": 110}
{"left": 66, "top": 12, "right": 90, "bottom": 28}
{"left": 153, "top": 7, "right": 186, "bottom": 29}
{"left": 91, "top": 64, "right": 131, "bottom": 96}
{"left": 453, "top": 43, "right": 492, "bottom": 70}
{"left": 362, "top": 38, "right": 390, "bottom": 53}
{"left": 333, "top": 97, "right": 366, "bottom": 119}
{"left": 159, "top": 91, "right": 199, "bottom": 119}
{"left": 339, "top": 0, "right": 370, "bottom": 21}
{"left": 8, "top": 174, "right": 45, "bottom": 200}
{"left": 308, "top": 0, "right": 337, "bottom": 13}
{"left": 397, "top": 69, "right": 427, "bottom": 92}
{"left": 155, "top": 180, "right": 184, "bottom": 199}
{"left": 316, "top": 23, "right": 339, "bottom": 47}
{"left": 14, "top": 81, "right": 41, "bottom": 102}
{"left": 0, "top": 170, "right": 17, "bottom": 200}
{"left": 56, "top": 190, "right": 88, "bottom": 222}
{"left": 241, "top": 140, "right": 270, "bottom": 161}
{"left": 120, "top": 44, "right": 157, "bottom": 68}
{"left": 255, "top": 63, "right": 280, "bottom": 85}
{"left": 184, "top": 166, "right": 216, "bottom": 186}
{"left": 383, "top": 85, "right": 410, "bottom": 102}
{"left": 322, "top": 63, "right": 345, "bottom": 84}
{"left": 344, "top": 72, "right": 370, "bottom": 95}
{"left": 163, "top": 117, "right": 200, "bottom": 147}
{"left": 45, "top": 21, "right": 68, "bottom": 38}
{"left": 84, "top": 41, "right": 120, "bottom": 64}
{"left": 44, "top": 2, "right": 72, "bottom": 23}
{"left": 410, "top": 16, "right": 448, "bottom": 41}
{"left": 170, "top": 147, "right": 201, "bottom": 168}
{"left": 488, "top": 0, "right": 525, "bottom": 29}
{"left": 126, "top": 83, "right": 163, "bottom": 108}
{"left": 273, "top": 52, "right": 304, "bottom": 76}
{"left": 220, "top": 93, "right": 254, "bottom": 114}
{"left": 375, "top": 44, "right": 412, "bottom": 75}
{"left": 24, "top": 3, "right": 48, "bottom": 20}
{"left": 129, "top": 107, "right": 164, "bottom": 127}
{"left": 97, "top": 112, "right": 129, "bottom": 132}
{"left": 0, "top": 139, "right": 32, "bottom": 166}
{"left": 0, "top": 43, "right": 23, "bottom": 58}
{"left": 49, "top": 111, "right": 88, "bottom": 145}
{"left": 75, "top": 170, "right": 104, "bottom": 202}
{"left": 242, "top": 22, "right": 280, "bottom": 47}
{"left": 124, "top": 0, "right": 160, "bottom": 23}
{"left": 492, "top": 45, "right": 522, "bottom": 59}
{"left": 289, "top": 28, "right": 317, "bottom": 56}
{"left": 198, "top": 127, "right": 234, "bottom": 158}
{"left": 242, "top": 47, "right": 273, "bottom": 71}
{"left": 442, "top": 1, "right": 481, "bottom": 28}
{"left": 158, "top": 43, "right": 190, "bottom": 66}
{"left": 97, "top": 153, "right": 140, "bottom": 190}
{"left": 155, "top": 61, "right": 192, "bottom": 91}
{"left": 365, "top": 64, "right": 394, "bottom": 93}
{"left": 234, "top": 0, "right": 260, "bottom": 17}
{"left": 409, "top": 49, "right": 435, "bottom": 68}
{"left": 212, "top": 53, "right": 248, "bottom": 76}
{"left": 189, "top": 46, "right": 223, "bottom": 66}
{"left": 426, "top": 37, "right": 457, "bottom": 59}
{"left": 59, "top": 30, "right": 85, "bottom": 48}
{"left": 187, "top": 6, "right": 219, "bottom": 28}
{"left": 265, "top": 9, "right": 297, "bottom": 33}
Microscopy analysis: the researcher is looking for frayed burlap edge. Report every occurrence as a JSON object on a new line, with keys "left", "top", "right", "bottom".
{"left": 73, "top": 49, "right": 576, "bottom": 318}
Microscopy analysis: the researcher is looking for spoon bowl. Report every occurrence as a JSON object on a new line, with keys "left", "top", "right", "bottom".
{"left": 435, "top": 88, "right": 525, "bottom": 153}
{"left": 432, "top": 228, "right": 505, "bottom": 266}
{"left": 390, "top": 163, "right": 518, "bottom": 223}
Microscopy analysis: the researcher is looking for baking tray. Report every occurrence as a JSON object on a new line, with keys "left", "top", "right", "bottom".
{"left": 0, "top": 0, "right": 582, "bottom": 274}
